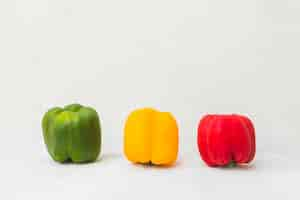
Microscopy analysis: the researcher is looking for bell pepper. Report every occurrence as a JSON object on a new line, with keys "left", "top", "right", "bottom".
{"left": 42, "top": 104, "right": 101, "bottom": 163}
{"left": 197, "top": 114, "right": 255, "bottom": 167}
{"left": 124, "top": 108, "right": 178, "bottom": 165}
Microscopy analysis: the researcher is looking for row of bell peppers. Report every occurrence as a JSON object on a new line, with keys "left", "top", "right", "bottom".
{"left": 42, "top": 104, "right": 256, "bottom": 167}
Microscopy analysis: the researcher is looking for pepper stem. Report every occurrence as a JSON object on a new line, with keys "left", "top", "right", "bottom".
{"left": 225, "top": 160, "right": 237, "bottom": 168}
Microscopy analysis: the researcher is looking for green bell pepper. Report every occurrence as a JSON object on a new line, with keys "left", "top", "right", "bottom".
{"left": 42, "top": 104, "right": 101, "bottom": 163}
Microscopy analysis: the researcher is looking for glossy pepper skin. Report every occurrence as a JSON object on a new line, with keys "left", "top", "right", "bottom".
{"left": 124, "top": 108, "right": 178, "bottom": 165}
{"left": 42, "top": 104, "right": 101, "bottom": 163}
{"left": 197, "top": 114, "right": 255, "bottom": 167}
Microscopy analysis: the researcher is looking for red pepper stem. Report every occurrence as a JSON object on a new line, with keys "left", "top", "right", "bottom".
{"left": 225, "top": 160, "right": 237, "bottom": 168}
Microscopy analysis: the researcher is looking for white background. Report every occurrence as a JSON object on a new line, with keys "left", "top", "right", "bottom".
{"left": 1, "top": 0, "right": 300, "bottom": 199}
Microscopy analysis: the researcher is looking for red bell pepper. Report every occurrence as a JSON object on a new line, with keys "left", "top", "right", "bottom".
{"left": 197, "top": 114, "right": 256, "bottom": 167}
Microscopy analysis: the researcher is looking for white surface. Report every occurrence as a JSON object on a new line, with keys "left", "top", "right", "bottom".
{"left": 1, "top": 0, "right": 300, "bottom": 199}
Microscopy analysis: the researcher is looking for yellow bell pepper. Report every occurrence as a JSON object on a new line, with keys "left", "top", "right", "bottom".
{"left": 124, "top": 108, "right": 178, "bottom": 165}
